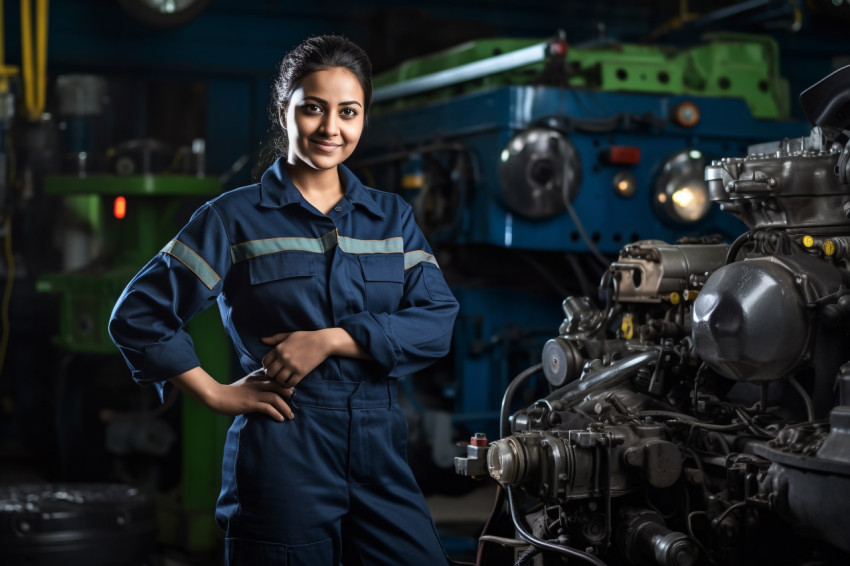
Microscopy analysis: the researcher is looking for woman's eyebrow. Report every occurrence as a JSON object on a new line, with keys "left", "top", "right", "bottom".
{"left": 304, "top": 95, "right": 362, "bottom": 108}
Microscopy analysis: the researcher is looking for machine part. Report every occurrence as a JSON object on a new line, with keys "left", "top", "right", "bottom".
{"left": 541, "top": 336, "right": 583, "bottom": 387}
{"left": 507, "top": 487, "right": 608, "bottom": 566}
{"left": 0, "top": 483, "right": 156, "bottom": 565}
{"left": 613, "top": 240, "right": 729, "bottom": 303}
{"left": 372, "top": 41, "right": 551, "bottom": 103}
{"left": 373, "top": 34, "right": 792, "bottom": 120}
{"left": 454, "top": 433, "right": 490, "bottom": 478}
{"left": 487, "top": 434, "right": 528, "bottom": 485}
{"left": 110, "top": 138, "right": 174, "bottom": 176}
{"left": 559, "top": 295, "right": 605, "bottom": 335}
{"left": 671, "top": 101, "right": 700, "bottom": 128}
{"left": 816, "top": 406, "right": 850, "bottom": 464}
{"left": 799, "top": 64, "right": 850, "bottom": 131}
{"left": 618, "top": 508, "right": 696, "bottom": 566}
{"left": 756, "top": 458, "right": 850, "bottom": 555}
{"left": 105, "top": 418, "right": 177, "bottom": 456}
{"left": 461, "top": 65, "right": 850, "bottom": 564}
{"left": 614, "top": 171, "right": 638, "bottom": 198}
{"left": 692, "top": 258, "right": 807, "bottom": 382}
{"left": 704, "top": 130, "right": 847, "bottom": 231}
{"left": 653, "top": 150, "right": 711, "bottom": 224}
{"left": 118, "top": 0, "right": 212, "bottom": 28}
{"left": 55, "top": 74, "right": 108, "bottom": 175}
{"left": 54, "top": 75, "right": 107, "bottom": 116}
{"left": 543, "top": 349, "right": 659, "bottom": 405}
{"left": 692, "top": 249, "right": 843, "bottom": 382}
{"left": 487, "top": 421, "right": 675, "bottom": 499}
{"left": 498, "top": 127, "right": 581, "bottom": 218}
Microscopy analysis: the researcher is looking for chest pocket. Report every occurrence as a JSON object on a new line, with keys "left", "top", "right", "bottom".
{"left": 359, "top": 253, "right": 404, "bottom": 314}
{"left": 248, "top": 251, "right": 318, "bottom": 310}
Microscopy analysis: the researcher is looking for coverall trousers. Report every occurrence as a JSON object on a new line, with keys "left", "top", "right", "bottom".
{"left": 215, "top": 377, "right": 450, "bottom": 565}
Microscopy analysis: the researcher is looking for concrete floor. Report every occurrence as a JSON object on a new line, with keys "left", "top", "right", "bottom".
{"left": 428, "top": 482, "right": 499, "bottom": 562}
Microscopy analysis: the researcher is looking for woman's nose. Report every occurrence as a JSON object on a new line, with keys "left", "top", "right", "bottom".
{"left": 320, "top": 113, "right": 339, "bottom": 136}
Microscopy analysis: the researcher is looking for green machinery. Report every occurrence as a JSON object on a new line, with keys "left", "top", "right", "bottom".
{"left": 372, "top": 32, "right": 789, "bottom": 120}
{"left": 36, "top": 174, "right": 231, "bottom": 556}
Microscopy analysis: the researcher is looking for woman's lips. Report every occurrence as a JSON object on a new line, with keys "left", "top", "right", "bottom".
{"left": 311, "top": 139, "right": 342, "bottom": 152}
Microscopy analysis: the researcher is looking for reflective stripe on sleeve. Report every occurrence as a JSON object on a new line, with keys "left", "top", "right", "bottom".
{"left": 161, "top": 240, "right": 221, "bottom": 289}
{"left": 404, "top": 250, "right": 439, "bottom": 270}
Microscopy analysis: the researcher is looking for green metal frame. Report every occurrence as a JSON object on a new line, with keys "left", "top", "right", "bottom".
{"left": 37, "top": 174, "right": 230, "bottom": 555}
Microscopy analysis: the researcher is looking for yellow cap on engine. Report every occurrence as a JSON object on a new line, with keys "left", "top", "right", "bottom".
{"left": 824, "top": 240, "right": 836, "bottom": 256}
{"left": 670, "top": 292, "right": 681, "bottom": 305}
{"left": 621, "top": 314, "right": 634, "bottom": 339}
{"left": 803, "top": 235, "right": 814, "bottom": 248}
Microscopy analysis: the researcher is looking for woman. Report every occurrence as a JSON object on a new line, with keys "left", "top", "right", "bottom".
{"left": 109, "top": 35, "right": 459, "bottom": 565}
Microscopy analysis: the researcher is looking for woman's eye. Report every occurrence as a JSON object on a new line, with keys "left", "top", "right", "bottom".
{"left": 305, "top": 104, "right": 323, "bottom": 113}
{"left": 340, "top": 107, "right": 358, "bottom": 118}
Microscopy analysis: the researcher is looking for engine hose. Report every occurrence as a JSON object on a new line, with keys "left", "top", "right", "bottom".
{"left": 500, "top": 363, "right": 544, "bottom": 437}
{"left": 507, "top": 486, "right": 608, "bottom": 566}
{"left": 725, "top": 231, "right": 752, "bottom": 264}
{"left": 543, "top": 349, "right": 659, "bottom": 405}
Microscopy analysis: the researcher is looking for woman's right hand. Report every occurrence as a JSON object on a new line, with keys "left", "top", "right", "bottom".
{"left": 170, "top": 367, "right": 295, "bottom": 422}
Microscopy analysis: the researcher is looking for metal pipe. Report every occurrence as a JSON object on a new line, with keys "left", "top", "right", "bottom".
{"left": 544, "top": 349, "right": 659, "bottom": 405}
{"left": 372, "top": 42, "right": 549, "bottom": 103}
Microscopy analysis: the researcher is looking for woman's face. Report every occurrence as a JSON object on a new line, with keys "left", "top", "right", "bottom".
{"left": 283, "top": 67, "right": 366, "bottom": 171}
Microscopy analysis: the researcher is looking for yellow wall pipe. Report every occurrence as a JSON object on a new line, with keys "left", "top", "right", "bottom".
{"left": 20, "top": 0, "right": 48, "bottom": 120}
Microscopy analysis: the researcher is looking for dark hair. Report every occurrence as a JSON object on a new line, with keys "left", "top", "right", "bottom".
{"left": 255, "top": 35, "right": 373, "bottom": 176}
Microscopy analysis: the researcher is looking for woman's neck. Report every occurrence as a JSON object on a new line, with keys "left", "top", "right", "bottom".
{"left": 285, "top": 163, "right": 344, "bottom": 215}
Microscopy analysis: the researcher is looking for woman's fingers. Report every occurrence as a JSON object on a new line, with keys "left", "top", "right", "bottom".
{"left": 258, "top": 392, "right": 294, "bottom": 420}
{"left": 261, "top": 333, "right": 290, "bottom": 345}
{"left": 251, "top": 378, "right": 295, "bottom": 398}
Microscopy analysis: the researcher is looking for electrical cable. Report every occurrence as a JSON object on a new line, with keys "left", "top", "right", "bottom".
{"left": 638, "top": 410, "right": 749, "bottom": 432}
{"left": 786, "top": 375, "right": 815, "bottom": 423}
{"left": 478, "top": 534, "right": 529, "bottom": 548}
{"left": 561, "top": 164, "right": 610, "bottom": 270}
{"left": 711, "top": 501, "right": 747, "bottom": 530}
{"left": 475, "top": 484, "right": 507, "bottom": 565}
{"left": 724, "top": 231, "right": 751, "bottom": 264}
{"left": 0, "top": 215, "right": 12, "bottom": 378}
{"left": 500, "top": 363, "right": 543, "bottom": 438}
{"left": 506, "top": 486, "right": 608, "bottom": 566}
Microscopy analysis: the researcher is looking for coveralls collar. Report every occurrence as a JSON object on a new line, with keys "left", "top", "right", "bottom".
{"left": 259, "top": 158, "right": 385, "bottom": 218}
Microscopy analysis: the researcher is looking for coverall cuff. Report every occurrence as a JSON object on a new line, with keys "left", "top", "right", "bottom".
{"left": 337, "top": 312, "right": 398, "bottom": 374}
{"left": 130, "top": 338, "right": 201, "bottom": 402}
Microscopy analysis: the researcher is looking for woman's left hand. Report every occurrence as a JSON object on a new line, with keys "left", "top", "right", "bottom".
{"left": 261, "top": 330, "right": 330, "bottom": 388}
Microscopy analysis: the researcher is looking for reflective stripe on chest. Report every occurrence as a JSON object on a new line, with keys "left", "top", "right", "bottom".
{"left": 229, "top": 230, "right": 439, "bottom": 270}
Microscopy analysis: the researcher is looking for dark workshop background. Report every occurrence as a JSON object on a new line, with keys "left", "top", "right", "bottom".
{"left": 0, "top": 1, "right": 848, "bottom": 565}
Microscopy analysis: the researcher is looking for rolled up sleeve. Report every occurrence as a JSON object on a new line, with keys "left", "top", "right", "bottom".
{"left": 108, "top": 203, "right": 231, "bottom": 401}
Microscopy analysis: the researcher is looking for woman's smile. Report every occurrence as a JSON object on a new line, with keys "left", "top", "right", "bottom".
{"left": 284, "top": 67, "right": 365, "bottom": 171}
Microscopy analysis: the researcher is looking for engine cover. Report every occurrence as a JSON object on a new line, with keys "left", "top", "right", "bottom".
{"left": 692, "top": 258, "right": 809, "bottom": 382}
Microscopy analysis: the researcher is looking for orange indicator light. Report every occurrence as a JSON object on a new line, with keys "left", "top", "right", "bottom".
{"left": 114, "top": 196, "right": 127, "bottom": 219}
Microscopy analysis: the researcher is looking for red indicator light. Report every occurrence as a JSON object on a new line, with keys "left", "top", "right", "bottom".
{"left": 603, "top": 146, "right": 641, "bottom": 165}
{"left": 549, "top": 39, "right": 568, "bottom": 57}
{"left": 114, "top": 196, "right": 127, "bottom": 219}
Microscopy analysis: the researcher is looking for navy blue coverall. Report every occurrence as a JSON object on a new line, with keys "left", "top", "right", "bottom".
{"left": 109, "top": 159, "right": 460, "bottom": 565}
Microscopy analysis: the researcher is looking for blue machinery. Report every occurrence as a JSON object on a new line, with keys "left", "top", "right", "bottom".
{"left": 354, "top": 34, "right": 809, "bottom": 479}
